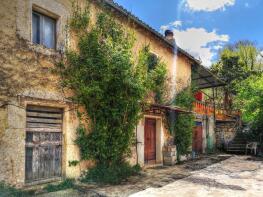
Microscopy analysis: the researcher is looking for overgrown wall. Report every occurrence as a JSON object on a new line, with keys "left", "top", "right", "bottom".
{"left": 0, "top": 0, "right": 193, "bottom": 186}
{"left": 215, "top": 121, "right": 237, "bottom": 149}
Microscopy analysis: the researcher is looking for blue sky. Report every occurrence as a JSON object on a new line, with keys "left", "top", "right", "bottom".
{"left": 114, "top": 0, "right": 263, "bottom": 66}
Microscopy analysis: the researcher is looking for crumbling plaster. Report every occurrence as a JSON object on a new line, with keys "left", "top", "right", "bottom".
{"left": 0, "top": 0, "right": 193, "bottom": 186}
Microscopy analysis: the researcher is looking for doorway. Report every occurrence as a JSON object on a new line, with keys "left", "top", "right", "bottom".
{"left": 144, "top": 118, "right": 156, "bottom": 163}
{"left": 193, "top": 122, "right": 203, "bottom": 153}
{"left": 25, "top": 105, "right": 63, "bottom": 183}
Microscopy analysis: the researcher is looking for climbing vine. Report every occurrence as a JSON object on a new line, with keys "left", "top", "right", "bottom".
{"left": 166, "top": 84, "right": 196, "bottom": 161}
{"left": 57, "top": 3, "right": 167, "bottom": 183}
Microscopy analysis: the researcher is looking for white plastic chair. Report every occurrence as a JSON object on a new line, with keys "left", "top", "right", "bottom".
{"left": 246, "top": 142, "right": 257, "bottom": 155}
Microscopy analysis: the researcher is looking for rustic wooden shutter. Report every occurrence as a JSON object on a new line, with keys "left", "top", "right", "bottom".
{"left": 25, "top": 105, "right": 63, "bottom": 183}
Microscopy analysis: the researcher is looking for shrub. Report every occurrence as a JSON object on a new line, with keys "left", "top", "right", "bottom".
{"left": 43, "top": 179, "right": 75, "bottom": 193}
{"left": 0, "top": 182, "right": 33, "bottom": 197}
{"left": 81, "top": 163, "right": 141, "bottom": 185}
{"left": 166, "top": 85, "right": 196, "bottom": 162}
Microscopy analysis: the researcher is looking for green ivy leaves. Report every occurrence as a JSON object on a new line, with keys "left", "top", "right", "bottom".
{"left": 58, "top": 5, "right": 168, "bottom": 167}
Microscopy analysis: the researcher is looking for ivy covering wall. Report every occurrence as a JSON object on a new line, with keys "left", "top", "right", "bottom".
{"left": 57, "top": 3, "right": 167, "bottom": 183}
{"left": 166, "top": 85, "right": 196, "bottom": 161}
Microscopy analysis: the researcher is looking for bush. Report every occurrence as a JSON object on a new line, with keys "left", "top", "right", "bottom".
{"left": 81, "top": 163, "right": 141, "bottom": 185}
{"left": 0, "top": 182, "right": 33, "bottom": 197}
{"left": 165, "top": 85, "right": 196, "bottom": 162}
{"left": 43, "top": 179, "right": 75, "bottom": 193}
{"left": 174, "top": 113, "right": 194, "bottom": 161}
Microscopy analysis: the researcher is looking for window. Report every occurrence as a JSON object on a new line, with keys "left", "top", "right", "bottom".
{"left": 147, "top": 53, "right": 158, "bottom": 71}
{"left": 32, "top": 11, "right": 56, "bottom": 49}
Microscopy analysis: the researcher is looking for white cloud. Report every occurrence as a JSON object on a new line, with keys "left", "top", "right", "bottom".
{"left": 256, "top": 52, "right": 263, "bottom": 70}
{"left": 160, "top": 25, "right": 169, "bottom": 32}
{"left": 213, "top": 45, "right": 223, "bottom": 50}
{"left": 257, "top": 51, "right": 263, "bottom": 62}
{"left": 170, "top": 20, "right": 182, "bottom": 28}
{"left": 160, "top": 20, "right": 183, "bottom": 32}
{"left": 185, "top": 0, "right": 235, "bottom": 12}
{"left": 172, "top": 28, "right": 229, "bottom": 66}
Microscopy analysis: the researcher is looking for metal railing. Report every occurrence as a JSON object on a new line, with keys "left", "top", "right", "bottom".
{"left": 193, "top": 101, "right": 241, "bottom": 121}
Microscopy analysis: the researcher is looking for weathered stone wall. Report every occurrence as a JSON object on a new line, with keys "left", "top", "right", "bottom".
{"left": 215, "top": 122, "right": 237, "bottom": 149}
{"left": 0, "top": 0, "right": 80, "bottom": 186}
{"left": 0, "top": 0, "right": 193, "bottom": 186}
{"left": 0, "top": 100, "right": 26, "bottom": 186}
{"left": 207, "top": 115, "right": 216, "bottom": 152}
{"left": 195, "top": 114, "right": 216, "bottom": 153}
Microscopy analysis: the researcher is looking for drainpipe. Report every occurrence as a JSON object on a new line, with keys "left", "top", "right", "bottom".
{"left": 136, "top": 125, "right": 138, "bottom": 165}
{"left": 212, "top": 87, "right": 216, "bottom": 121}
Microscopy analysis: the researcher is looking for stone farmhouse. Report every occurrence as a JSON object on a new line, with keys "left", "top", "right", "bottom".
{"left": 0, "top": 0, "right": 235, "bottom": 187}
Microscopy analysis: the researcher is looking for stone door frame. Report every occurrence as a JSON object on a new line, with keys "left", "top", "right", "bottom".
{"left": 136, "top": 115, "right": 164, "bottom": 167}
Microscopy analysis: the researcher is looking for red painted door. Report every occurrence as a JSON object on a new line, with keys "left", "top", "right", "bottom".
{"left": 193, "top": 122, "right": 203, "bottom": 153}
{"left": 144, "top": 118, "right": 156, "bottom": 163}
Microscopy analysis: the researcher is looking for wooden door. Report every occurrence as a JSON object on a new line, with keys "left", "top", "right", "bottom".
{"left": 193, "top": 122, "right": 203, "bottom": 153}
{"left": 144, "top": 118, "right": 156, "bottom": 163}
{"left": 25, "top": 106, "right": 63, "bottom": 183}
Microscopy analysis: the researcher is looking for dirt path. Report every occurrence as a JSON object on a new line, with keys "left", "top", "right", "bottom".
{"left": 130, "top": 156, "right": 263, "bottom": 197}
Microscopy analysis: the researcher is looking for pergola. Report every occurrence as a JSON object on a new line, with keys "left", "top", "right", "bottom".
{"left": 192, "top": 64, "right": 225, "bottom": 90}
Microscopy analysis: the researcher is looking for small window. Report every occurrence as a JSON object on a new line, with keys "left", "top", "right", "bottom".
{"left": 147, "top": 53, "right": 158, "bottom": 71}
{"left": 32, "top": 11, "right": 56, "bottom": 49}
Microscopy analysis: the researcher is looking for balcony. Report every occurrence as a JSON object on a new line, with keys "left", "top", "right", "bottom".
{"left": 193, "top": 101, "right": 241, "bottom": 121}
{"left": 193, "top": 101, "right": 214, "bottom": 116}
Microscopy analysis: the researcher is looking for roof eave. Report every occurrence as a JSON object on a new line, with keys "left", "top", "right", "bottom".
{"left": 102, "top": 0, "right": 201, "bottom": 65}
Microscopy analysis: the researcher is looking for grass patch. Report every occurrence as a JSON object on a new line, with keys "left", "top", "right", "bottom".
{"left": 0, "top": 182, "right": 33, "bottom": 197}
{"left": 81, "top": 163, "right": 141, "bottom": 185}
{"left": 43, "top": 179, "right": 75, "bottom": 193}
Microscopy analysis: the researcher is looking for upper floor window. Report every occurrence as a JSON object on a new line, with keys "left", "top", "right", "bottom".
{"left": 147, "top": 53, "right": 158, "bottom": 71}
{"left": 32, "top": 11, "right": 56, "bottom": 49}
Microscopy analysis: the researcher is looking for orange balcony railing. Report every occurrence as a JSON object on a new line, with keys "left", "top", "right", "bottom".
{"left": 193, "top": 101, "right": 214, "bottom": 116}
{"left": 193, "top": 101, "right": 241, "bottom": 121}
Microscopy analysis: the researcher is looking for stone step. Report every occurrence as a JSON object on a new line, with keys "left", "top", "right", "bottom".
{"left": 226, "top": 131, "right": 248, "bottom": 154}
{"left": 227, "top": 149, "right": 246, "bottom": 153}
{"left": 227, "top": 147, "right": 246, "bottom": 150}
{"left": 233, "top": 138, "right": 246, "bottom": 141}
{"left": 231, "top": 140, "right": 247, "bottom": 144}
{"left": 233, "top": 139, "right": 247, "bottom": 142}
{"left": 228, "top": 147, "right": 246, "bottom": 150}
{"left": 227, "top": 146, "right": 246, "bottom": 149}
{"left": 228, "top": 144, "right": 246, "bottom": 147}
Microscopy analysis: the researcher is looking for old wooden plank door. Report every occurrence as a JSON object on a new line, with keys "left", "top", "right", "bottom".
{"left": 192, "top": 122, "right": 203, "bottom": 153}
{"left": 144, "top": 118, "right": 156, "bottom": 163}
{"left": 25, "top": 105, "right": 63, "bottom": 183}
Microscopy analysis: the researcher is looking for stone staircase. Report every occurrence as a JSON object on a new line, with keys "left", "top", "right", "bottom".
{"left": 226, "top": 132, "right": 247, "bottom": 153}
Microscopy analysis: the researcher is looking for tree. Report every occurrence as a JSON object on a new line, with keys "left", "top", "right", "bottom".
{"left": 211, "top": 41, "right": 263, "bottom": 110}
{"left": 235, "top": 73, "right": 263, "bottom": 139}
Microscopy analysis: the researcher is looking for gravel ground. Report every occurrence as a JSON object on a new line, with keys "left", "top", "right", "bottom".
{"left": 38, "top": 154, "right": 231, "bottom": 197}
{"left": 130, "top": 155, "right": 263, "bottom": 197}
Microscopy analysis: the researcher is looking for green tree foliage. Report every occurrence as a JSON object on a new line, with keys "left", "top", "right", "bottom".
{"left": 57, "top": 3, "right": 167, "bottom": 183}
{"left": 174, "top": 113, "right": 194, "bottom": 161}
{"left": 166, "top": 85, "right": 196, "bottom": 161}
{"left": 236, "top": 73, "right": 263, "bottom": 138}
{"left": 211, "top": 41, "right": 263, "bottom": 110}
{"left": 139, "top": 46, "right": 168, "bottom": 103}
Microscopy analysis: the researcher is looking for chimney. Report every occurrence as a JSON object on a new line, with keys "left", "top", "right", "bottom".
{"left": 165, "top": 30, "right": 176, "bottom": 45}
